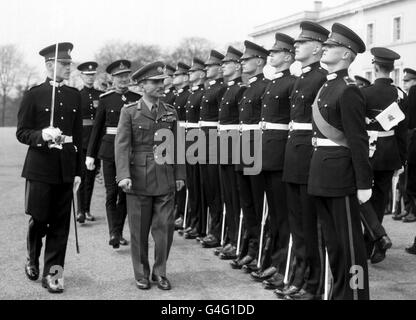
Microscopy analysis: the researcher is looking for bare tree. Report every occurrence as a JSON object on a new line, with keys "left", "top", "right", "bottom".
{"left": 0, "top": 44, "right": 23, "bottom": 126}
{"left": 165, "top": 37, "right": 213, "bottom": 65}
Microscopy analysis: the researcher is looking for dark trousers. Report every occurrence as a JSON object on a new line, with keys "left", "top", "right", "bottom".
{"left": 174, "top": 185, "right": 186, "bottom": 219}
{"left": 220, "top": 165, "right": 240, "bottom": 246}
{"left": 126, "top": 192, "right": 175, "bottom": 279}
{"left": 236, "top": 172, "right": 265, "bottom": 258}
{"left": 263, "top": 171, "right": 290, "bottom": 274}
{"left": 102, "top": 160, "right": 127, "bottom": 237}
{"left": 77, "top": 151, "right": 99, "bottom": 214}
{"left": 186, "top": 163, "right": 203, "bottom": 232}
{"left": 25, "top": 180, "right": 72, "bottom": 277}
{"left": 200, "top": 164, "right": 222, "bottom": 239}
{"left": 406, "top": 164, "right": 416, "bottom": 213}
{"left": 314, "top": 195, "right": 369, "bottom": 300}
{"left": 287, "top": 183, "right": 324, "bottom": 294}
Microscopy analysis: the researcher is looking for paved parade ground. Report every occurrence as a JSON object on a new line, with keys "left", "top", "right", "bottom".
{"left": 1, "top": 127, "right": 415, "bottom": 300}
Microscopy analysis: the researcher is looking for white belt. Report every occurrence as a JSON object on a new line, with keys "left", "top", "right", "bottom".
{"left": 178, "top": 121, "right": 187, "bottom": 128}
{"left": 199, "top": 121, "right": 218, "bottom": 127}
{"left": 240, "top": 124, "right": 261, "bottom": 131}
{"left": 289, "top": 121, "right": 313, "bottom": 131}
{"left": 218, "top": 124, "right": 240, "bottom": 131}
{"left": 186, "top": 122, "right": 199, "bottom": 128}
{"left": 260, "top": 121, "right": 289, "bottom": 130}
{"left": 106, "top": 127, "right": 118, "bottom": 135}
{"left": 63, "top": 136, "right": 73, "bottom": 144}
{"left": 82, "top": 119, "right": 94, "bottom": 126}
{"left": 367, "top": 130, "right": 394, "bottom": 138}
{"left": 312, "top": 137, "right": 341, "bottom": 147}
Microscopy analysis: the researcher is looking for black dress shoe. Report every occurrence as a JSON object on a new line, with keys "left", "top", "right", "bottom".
{"left": 370, "top": 247, "right": 386, "bottom": 264}
{"left": 25, "top": 260, "right": 39, "bottom": 281}
{"left": 250, "top": 266, "right": 277, "bottom": 282}
{"left": 201, "top": 237, "right": 220, "bottom": 248}
{"left": 109, "top": 235, "right": 120, "bottom": 249}
{"left": 392, "top": 210, "right": 408, "bottom": 220}
{"left": 403, "top": 212, "right": 416, "bottom": 223}
{"left": 263, "top": 273, "right": 285, "bottom": 290}
{"left": 119, "top": 237, "right": 128, "bottom": 246}
{"left": 174, "top": 217, "right": 184, "bottom": 230}
{"left": 42, "top": 275, "right": 64, "bottom": 293}
{"left": 85, "top": 212, "right": 95, "bottom": 221}
{"left": 184, "top": 230, "right": 199, "bottom": 239}
{"left": 405, "top": 244, "right": 416, "bottom": 255}
{"left": 76, "top": 212, "right": 85, "bottom": 223}
{"left": 286, "top": 289, "right": 316, "bottom": 300}
{"left": 378, "top": 235, "right": 392, "bottom": 250}
{"left": 220, "top": 245, "right": 237, "bottom": 260}
{"left": 242, "top": 259, "right": 259, "bottom": 273}
{"left": 274, "top": 285, "right": 299, "bottom": 299}
{"left": 230, "top": 255, "right": 254, "bottom": 269}
{"left": 151, "top": 274, "right": 171, "bottom": 290}
{"left": 136, "top": 278, "right": 151, "bottom": 290}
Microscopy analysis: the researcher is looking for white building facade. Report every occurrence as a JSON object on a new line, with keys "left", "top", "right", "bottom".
{"left": 249, "top": 0, "right": 416, "bottom": 86}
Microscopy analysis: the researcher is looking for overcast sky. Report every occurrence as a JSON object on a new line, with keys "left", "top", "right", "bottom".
{"left": 0, "top": 0, "right": 347, "bottom": 68}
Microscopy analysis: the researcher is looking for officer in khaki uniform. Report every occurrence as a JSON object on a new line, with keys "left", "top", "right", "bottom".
{"left": 115, "top": 62, "right": 186, "bottom": 291}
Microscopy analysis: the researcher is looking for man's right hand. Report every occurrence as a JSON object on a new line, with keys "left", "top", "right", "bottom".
{"left": 357, "top": 189, "right": 372, "bottom": 204}
{"left": 118, "top": 178, "right": 132, "bottom": 192}
{"left": 41, "top": 127, "right": 62, "bottom": 142}
{"left": 85, "top": 157, "right": 96, "bottom": 171}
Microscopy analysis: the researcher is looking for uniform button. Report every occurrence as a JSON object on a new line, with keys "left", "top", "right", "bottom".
{"left": 314, "top": 148, "right": 317, "bottom": 151}
{"left": 267, "top": 91, "right": 270, "bottom": 94}
{"left": 275, "top": 96, "right": 279, "bottom": 99}
{"left": 226, "top": 102, "right": 229, "bottom": 105}
{"left": 314, "top": 132, "right": 317, "bottom": 135}
{"left": 60, "top": 102, "right": 63, "bottom": 106}
{"left": 241, "top": 108, "right": 243, "bottom": 111}
{"left": 61, "top": 116, "right": 64, "bottom": 120}
{"left": 262, "top": 118, "right": 265, "bottom": 121}
{"left": 318, "top": 99, "right": 321, "bottom": 102}
{"left": 292, "top": 105, "right": 295, "bottom": 108}
{"left": 139, "top": 126, "right": 142, "bottom": 129}
{"left": 206, "top": 100, "right": 208, "bottom": 102}
{"left": 301, "top": 76, "right": 304, "bottom": 79}
{"left": 248, "top": 100, "right": 251, "bottom": 103}
{"left": 296, "top": 90, "right": 299, "bottom": 93}
{"left": 222, "top": 98, "right": 224, "bottom": 100}
{"left": 155, "top": 132, "right": 158, "bottom": 136}
{"left": 111, "top": 110, "right": 114, "bottom": 112}
{"left": 272, "top": 81, "right": 275, "bottom": 84}
{"left": 324, "top": 104, "right": 328, "bottom": 107}
{"left": 243, "top": 97, "right": 246, "bottom": 99}
{"left": 301, "top": 95, "right": 304, "bottom": 99}
{"left": 288, "top": 135, "right": 291, "bottom": 138}
{"left": 219, "top": 109, "right": 221, "bottom": 111}
{"left": 324, "top": 84, "right": 328, "bottom": 87}
{"left": 58, "top": 90, "right": 61, "bottom": 93}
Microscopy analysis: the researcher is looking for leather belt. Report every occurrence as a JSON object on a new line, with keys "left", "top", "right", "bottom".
{"left": 199, "top": 121, "right": 218, "bottom": 127}
{"left": 106, "top": 127, "right": 118, "bottom": 135}
{"left": 289, "top": 121, "right": 313, "bottom": 131}
{"left": 218, "top": 124, "right": 240, "bottom": 131}
{"left": 185, "top": 122, "right": 199, "bottom": 129}
{"left": 367, "top": 130, "right": 395, "bottom": 138}
{"left": 82, "top": 119, "right": 94, "bottom": 126}
{"left": 178, "top": 121, "right": 187, "bottom": 128}
{"left": 240, "top": 124, "right": 261, "bottom": 131}
{"left": 260, "top": 121, "right": 289, "bottom": 130}
{"left": 312, "top": 137, "right": 341, "bottom": 147}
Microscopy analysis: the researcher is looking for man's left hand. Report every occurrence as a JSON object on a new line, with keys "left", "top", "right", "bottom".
{"left": 176, "top": 180, "right": 185, "bottom": 191}
{"left": 73, "top": 176, "right": 81, "bottom": 193}
{"left": 394, "top": 166, "right": 404, "bottom": 177}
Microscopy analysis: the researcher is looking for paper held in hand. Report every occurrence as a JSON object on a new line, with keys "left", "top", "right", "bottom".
{"left": 375, "top": 101, "right": 405, "bottom": 131}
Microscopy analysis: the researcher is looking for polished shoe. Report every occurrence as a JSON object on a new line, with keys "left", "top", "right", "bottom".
{"left": 403, "top": 212, "right": 416, "bottom": 223}
{"left": 76, "top": 212, "right": 85, "bottom": 223}
{"left": 242, "top": 259, "right": 259, "bottom": 273}
{"left": 250, "top": 266, "right": 277, "bottom": 282}
{"left": 151, "top": 274, "right": 171, "bottom": 290}
{"left": 286, "top": 289, "right": 316, "bottom": 300}
{"left": 219, "top": 245, "right": 237, "bottom": 260}
{"left": 174, "top": 217, "right": 184, "bottom": 230}
{"left": 85, "top": 212, "right": 95, "bottom": 221}
{"left": 136, "top": 278, "right": 151, "bottom": 290}
{"left": 24, "top": 260, "right": 39, "bottom": 281}
{"left": 378, "top": 235, "right": 392, "bottom": 250}
{"left": 42, "top": 275, "right": 64, "bottom": 293}
{"left": 214, "top": 244, "right": 230, "bottom": 256}
{"left": 119, "top": 237, "right": 128, "bottom": 246}
{"left": 274, "top": 285, "right": 299, "bottom": 299}
{"left": 263, "top": 273, "right": 285, "bottom": 290}
{"left": 201, "top": 236, "right": 220, "bottom": 248}
{"left": 370, "top": 247, "right": 386, "bottom": 264}
{"left": 405, "top": 237, "right": 416, "bottom": 255}
{"left": 184, "top": 230, "right": 199, "bottom": 240}
{"left": 392, "top": 210, "right": 408, "bottom": 220}
{"left": 179, "top": 226, "right": 192, "bottom": 236}
{"left": 230, "top": 255, "right": 254, "bottom": 269}
{"left": 195, "top": 234, "right": 206, "bottom": 242}
{"left": 109, "top": 235, "right": 120, "bottom": 249}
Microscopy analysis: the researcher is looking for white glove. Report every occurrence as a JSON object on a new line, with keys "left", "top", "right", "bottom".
{"left": 357, "top": 189, "right": 372, "bottom": 204}
{"left": 394, "top": 166, "right": 404, "bottom": 177}
{"left": 118, "top": 178, "right": 132, "bottom": 192}
{"left": 85, "top": 157, "right": 96, "bottom": 171}
{"left": 42, "top": 127, "right": 62, "bottom": 142}
{"left": 73, "top": 176, "right": 81, "bottom": 193}
{"left": 176, "top": 180, "right": 185, "bottom": 191}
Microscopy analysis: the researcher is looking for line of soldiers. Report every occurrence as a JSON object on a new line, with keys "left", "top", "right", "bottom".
{"left": 18, "top": 19, "right": 416, "bottom": 298}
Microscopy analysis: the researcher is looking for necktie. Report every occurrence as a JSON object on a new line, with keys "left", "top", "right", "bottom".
{"left": 151, "top": 104, "right": 157, "bottom": 118}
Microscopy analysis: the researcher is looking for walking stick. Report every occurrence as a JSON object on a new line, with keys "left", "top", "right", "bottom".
{"left": 236, "top": 209, "right": 244, "bottom": 256}
{"left": 206, "top": 207, "right": 210, "bottom": 235}
{"left": 220, "top": 203, "right": 226, "bottom": 246}
{"left": 72, "top": 197, "right": 80, "bottom": 254}
{"left": 257, "top": 193, "right": 268, "bottom": 269}
{"left": 324, "top": 248, "right": 329, "bottom": 300}
{"left": 284, "top": 234, "right": 293, "bottom": 285}
{"left": 392, "top": 175, "right": 399, "bottom": 213}
{"left": 182, "top": 188, "right": 189, "bottom": 229}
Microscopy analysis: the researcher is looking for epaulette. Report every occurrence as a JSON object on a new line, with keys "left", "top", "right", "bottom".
{"left": 239, "top": 83, "right": 247, "bottom": 88}
{"left": 343, "top": 76, "right": 356, "bottom": 86}
{"left": 124, "top": 101, "right": 140, "bottom": 109}
{"left": 28, "top": 83, "right": 42, "bottom": 91}
{"left": 99, "top": 90, "right": 115, "bottom": 98}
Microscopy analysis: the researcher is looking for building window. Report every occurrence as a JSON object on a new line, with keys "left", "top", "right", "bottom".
{"left": 393, "top": 16, "right": 402, "bottom": 41}
{"left": 367, "top": 23, "right": 374, "bottom": 46}
{"left": 365, "top": 71, "right": 373, "bottom": 83}
{"left": 393, "top": 68, "right": 400, "bottom": 85}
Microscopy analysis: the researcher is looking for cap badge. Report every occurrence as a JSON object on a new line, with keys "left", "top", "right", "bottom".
{"left": 120, "top": 62, "right": 125, "bottom": 70}
{"left": 157, "top": 66, "right": 164, "bottom": 73}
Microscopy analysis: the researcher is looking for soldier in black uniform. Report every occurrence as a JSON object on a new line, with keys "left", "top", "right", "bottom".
{"left": 76, "top": 62, "right": 103, "bottom": 223}
{"left": 183, "top": 58, "right": 206, "bottom": 240}
{"left": 230, "top": 41, "right": 269, "bottom": 271}
{"left": 361, "top": 47, "right": 407, "bottom": 264}
{"left": 279, "top": 22, "right": 329, "bottom": 300}
{"left": 308, "top": 23, "right": 372, "bottom": 300}
{"left": 86, "top": 60, "right": 141, "bottom": 249}
{"left": 354, "top": 75, "right": 371, "bottom": 88}
{"left": 171, "top": 62, "right": 191, "bottom": 230}
{"left": 198, "top": 50, "right": 227, "bottom": 249}
{"left": 17, "top": 42, "right": 82, "bottom": 293}
{"left": 162, "top": 64, "right": 176, "bottom": 105}
{"left": 217, "top": 46, "right": 245, "bottom": 260}
{"left": 251, "top": 33, "right": 296, "bottom": 285}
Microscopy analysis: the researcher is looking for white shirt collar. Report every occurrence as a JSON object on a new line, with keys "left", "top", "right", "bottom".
{"left": 49, "top": 81, "right": 65, "bottom": 87}
{"left": 301, "top": 66, "right": 311, "bottom": 74}
{"left": 326, "top": 73, "right": 338, "bottom": 81}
